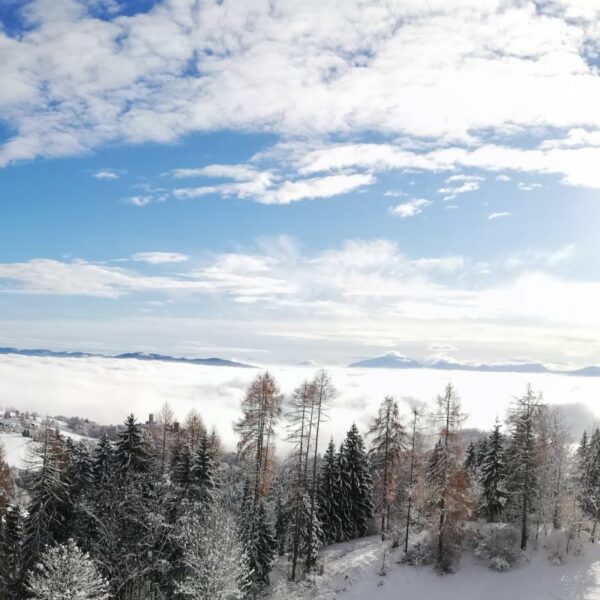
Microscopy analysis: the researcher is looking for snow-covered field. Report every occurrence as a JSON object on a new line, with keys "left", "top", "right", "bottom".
{"left": 0, "top": 429, "right": 94, "bottom": 469}
{"left": 269, "top": 536, "right": 600, "bottom": 600}
{"left": 1, "top": 355, "right": 600, "bottom": 452}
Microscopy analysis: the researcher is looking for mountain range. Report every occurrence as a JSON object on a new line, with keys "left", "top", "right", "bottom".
{"left": 348, "top": 352, "right": 598, "bottom": 376}
{"left": 0, "top": 347, "right": 254, "bottom": 368}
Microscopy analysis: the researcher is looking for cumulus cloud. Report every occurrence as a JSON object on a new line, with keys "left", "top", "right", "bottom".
{"left": 2, "top": 0, "right": 600, "bottom": 195}
{"left": 388, "top": 198, "right": 431, "bottom": 218}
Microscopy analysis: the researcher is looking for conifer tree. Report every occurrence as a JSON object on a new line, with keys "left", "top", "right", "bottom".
{"left": 190, "top": 433, "right": 217, "bottom": 507}
{"left": 27, "top": 539, "right": 109, "bottom": 600}
{"left": 114, "top": 414, "right": 149, "bottom": 476}
{"left": 368, "top": 396, "right": 405, "bottom": 540}
{"left": 304, "top": 370, "right": 333, "bottom": 572}
{"left": 506, "top": 384, "right": 544, "bottom": 550}
{"left": 463, "top": 442, "right": 477, "bottom": 476}
{"left": 427, "top": 383, "right": 469, "bottom": 572}
{"left": 318, "top": 439, "right": 343, "bottom": 544}
{"left": 1, "top": 503, "right": 23, "bottom": 600}
{"left": 93, "top": 434, "right": 114, "bottom": 488}
{"left": 478, "top": 420, "right": 506, "bottom": 522}
{"left": 22, "top": 427, "right": 70, "bottom": 576}
{"left": 340, "top": 424, "right": 374, "bottom": 539}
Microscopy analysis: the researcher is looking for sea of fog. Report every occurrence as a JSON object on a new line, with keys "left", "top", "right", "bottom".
{"left": 1, "top": 355, "right": 600, "bottom": 452}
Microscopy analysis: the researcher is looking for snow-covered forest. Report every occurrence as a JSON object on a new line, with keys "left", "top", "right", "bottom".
{"left": 1, "top": 370, "right": 598, "bottom": 599}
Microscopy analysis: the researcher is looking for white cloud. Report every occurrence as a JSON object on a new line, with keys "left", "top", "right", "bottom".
{"left": 131, "top": 252, "right": 189, "bottom": 264}
{"left": 0, "top": 238, "right": 596, "bottom": 364}
{"left": 388, "top": 198, "right": 431, "bottom": 218}
{"left": 488, "top": 211, "right": 512, "bottom": 219}
{"left": 92, "top": 169, "right": 120, "bottom": 180}
{"left": 496, "top": 174, "right": 511, "bottom": 181}
{"left": 518, "top": 182, "right": 542, "bottom": 191}
{"left": 1, "top": 0, "right": 600, "bottom": 198}
{"left": 174, "top": 172, "right": 372, "bottom": 204}
{"left": 168, "top": 164, "right": 260, "bottom": 181}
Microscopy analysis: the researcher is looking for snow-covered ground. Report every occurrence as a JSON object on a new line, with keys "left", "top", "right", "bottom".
{"left": 269, "top": 536, "right": 600, "bottom": 600}
{"left": 0, "top": 430, "right": 93, "bottom": 469}
{"left": 2, "top": 355, "right": 600, "bottom": 452}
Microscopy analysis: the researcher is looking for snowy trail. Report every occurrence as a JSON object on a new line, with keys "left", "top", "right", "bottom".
{"left": 274, "top": 536, "right": 600, "bottom": 600}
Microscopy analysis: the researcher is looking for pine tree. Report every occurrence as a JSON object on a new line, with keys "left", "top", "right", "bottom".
{"left": 318, "top": 439, "right": 343, "bottom": 544}
{"left": 26, "top": 539, "right": 109, "bottom": 600}
{"left": 478, "top": 420, "right": 506, "bottom": 522}
{"left": 340, "top": 424, "right": 374, "bottom": 539}
{"left": 367, "top": 396, "right": 405, "bottom": 540}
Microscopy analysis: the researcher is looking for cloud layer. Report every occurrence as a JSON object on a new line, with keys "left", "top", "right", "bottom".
{"left": 1, "top": 356, "right": 599, "bottom": 457}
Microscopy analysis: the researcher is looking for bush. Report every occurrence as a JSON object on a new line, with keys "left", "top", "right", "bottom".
{"left": 473, "top": 523, "right": 520, "bottom": 571}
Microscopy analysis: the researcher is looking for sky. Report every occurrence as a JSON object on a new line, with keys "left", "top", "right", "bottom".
{"left": 2, "top": 0, "right": 600, "bottom": 367}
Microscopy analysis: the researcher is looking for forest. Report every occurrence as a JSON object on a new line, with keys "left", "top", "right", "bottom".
{"left": 0, "top": 370, "right": 598, "bottom": 599}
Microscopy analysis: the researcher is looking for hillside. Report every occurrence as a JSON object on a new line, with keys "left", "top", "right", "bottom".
{"left": 269, "top": 535, "right": 600, "bottom": 600}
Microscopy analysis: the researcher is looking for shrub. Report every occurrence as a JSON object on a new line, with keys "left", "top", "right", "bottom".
{"left": 472, "top": 523, "right": 520, "bottom": 571}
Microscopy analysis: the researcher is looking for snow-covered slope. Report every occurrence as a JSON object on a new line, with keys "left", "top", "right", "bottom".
{"left": 269, "top": 536, "right": 600, "bottom": 600}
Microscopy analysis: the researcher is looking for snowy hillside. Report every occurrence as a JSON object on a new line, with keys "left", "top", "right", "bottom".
{"left": 269, "top": 535, "right": 600, "bottom": 600}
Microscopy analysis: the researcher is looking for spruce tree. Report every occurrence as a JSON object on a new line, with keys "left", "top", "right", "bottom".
{"left": 340, "top": 424, "right": 374, "bottom": 539}
{"left": 318, "top": 439, "right": 343, "bottom": 544}
{"left": 22, "top": 427, "right": 70, "bottom": 576}
{"left": 463, "top": 442, "right": 477, "bottom": 476}
{"left": 506, "top": 384, "right": 544, "bottom": 550}
{"left": 1, "top": 503, "right": 23, "bottom": 600}
{"left": 190, "top": 433, "right": 216, "bottom": 507}
{"left": 114, "top": 414, "right": 149, "bottom": 476}
{"left": 478, "top": 420, "right": 506, "bottom": 522}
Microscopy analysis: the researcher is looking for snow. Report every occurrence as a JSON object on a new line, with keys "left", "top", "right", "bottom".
{"left": 2, "top": 355, "right": 600, "bottom": 453}
{"left": 0, "top": 432, "right": 32, "bottom": 469}
{"left": 269, "top": 536, "right": 600, "bottom": 600}
{"left": 0, "top": 429, "right": 94, "bottom": 469}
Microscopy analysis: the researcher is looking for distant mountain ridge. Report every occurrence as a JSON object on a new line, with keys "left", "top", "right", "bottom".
{"left": 348, "top": 352, "right": 596, "bottom": 376}
{"left": 0, "top": 347, "right": 254, "bottom": 368}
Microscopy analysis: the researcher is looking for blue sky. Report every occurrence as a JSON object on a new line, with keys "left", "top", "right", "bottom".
{"left": 2, "top": 0, "right": 600, "bottom": 366}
